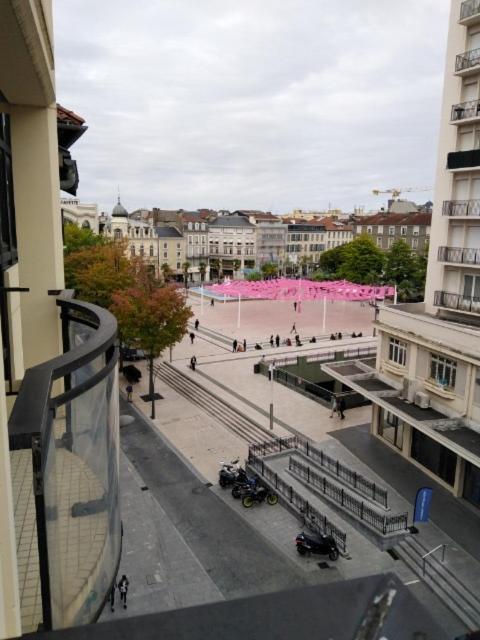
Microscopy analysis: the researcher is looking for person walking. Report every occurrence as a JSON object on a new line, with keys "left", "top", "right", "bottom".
{"left": 125, "top": 385, "right": 133, "bottom": 403}
{"left": 338, "top": 396, "right": 346, "bottom": 420}
{"left": 275, "top": 334, "right": 280, "bottom": 347}
{"left": 109, "top": 580, "right": 117, "bottom": 612}
{"left": 270, "top": 335, "right": 274, "bottom": 347}
{"left": 190, "top": 355, "right": 197, "bottom": 371}
{"left": 293, "top": 301, "right": 297, "bottom": 312}
{"left": 233, "top": 339, "right": 238, "bottom": 352}
{"left": 268, "top": 363, "right": 273, "bottom": 381}
{"left": 189, "top": 332, "right": 195, "bottom": 344}
{"left": 329, "top": 395, "right": 338, "bottom": 418}
{"left": 243, "top": 338, "right": 247, "bottom": 352}
{"left": 210, "top": 298, "right": 215, "bottom": 307}
{"left": 290, "top": 322, "right": 296, "bottom": 334}
{"left": 118, "top": 575, "right": 129, "bottom": 610}
{"left": 194, "top": 319, "right": 199, "bottom": 330}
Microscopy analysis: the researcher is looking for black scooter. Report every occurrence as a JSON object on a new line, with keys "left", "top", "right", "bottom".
{"left": 295, "top": 531, "right": 339, "bottom": 561}
{"left": 231, "top": 475, "right": 257, "bottom": 499}
{"left": 219, "top": 459, "right": 247, "bottom": 488}
{"left": 242, "top": 485, "right": 278, "bottom": 508}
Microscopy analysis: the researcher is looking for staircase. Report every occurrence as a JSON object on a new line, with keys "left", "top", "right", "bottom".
{"left": 153, "top": 362, "right": 273, "bottom": 444}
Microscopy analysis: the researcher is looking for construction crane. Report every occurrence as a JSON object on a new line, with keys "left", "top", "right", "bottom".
{"left": 372, "top": 186, "right": 433, "bottom": 200}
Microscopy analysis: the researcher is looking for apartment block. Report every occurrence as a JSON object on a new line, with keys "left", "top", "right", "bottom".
{"left": 354, "top": 212, "right": 431, "bottom": 254}
{"left": 322, "top": 0, "right": 480, "bottom": 509}
{"left": 208, "top": 215, "right": 256, "bottom": 278}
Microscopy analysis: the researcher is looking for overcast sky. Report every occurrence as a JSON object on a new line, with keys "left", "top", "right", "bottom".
{"left": 54, "top": 0, "right": 451, "bottom": 215}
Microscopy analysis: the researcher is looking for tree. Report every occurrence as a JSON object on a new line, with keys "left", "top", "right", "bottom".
{"left": 299, "top": 255, "right": 313, "bottom": 276}
{"left": 182, "top": 261, "right": 191, "bottom": 289}
{"left": 63, "top": 222, "right": 105, "bottom": 255}
{"left": 210, "top": 258, "right": 222, "bottom": 280}
{"left": 161, "top": 262, "right": 172, "bottom": 282}
{"left": 338, "top": 235, "right": 385, "bottom": 284}
{"left": 260, "top": 262, "right": 278, "bottom": 278}
{"left": 199, "top": 262, "right": 207, "bottom": 283}
{"left": 246, "top": 271, "right": 262, "bottom": 281}
{"left": 384, "top": 240, "right": 418, "bottom": 285}
{"left": 319, "top": 244, "right": 347, "bottom": 276}
{"left": 111, "top": 285, "right": 192, "bottom": 419}
{"left": 233, "top": 259, "right": 241, "bottom": 274}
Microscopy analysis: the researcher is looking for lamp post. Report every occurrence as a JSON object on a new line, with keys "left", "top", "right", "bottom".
{"left": 269, "top": 362, "right": 275, "bottom": 430}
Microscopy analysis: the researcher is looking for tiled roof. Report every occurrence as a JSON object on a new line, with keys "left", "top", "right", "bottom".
{"left": 57, "top": 104, "right": 85, "bottom": 125}
{"left": 209, "top": 216, "right": 254, "bottom": 227}
{"left": 154, "top": 227, "right": 183, "bottom": 238}
{"left": 358, "top": 212, "right": 432, "bottom": 226}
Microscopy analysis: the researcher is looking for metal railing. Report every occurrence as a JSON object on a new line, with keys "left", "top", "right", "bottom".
{"left": 8, "top": 295, "right": 121, "bottom": 631}
{"left": 451, "top": 99, "right": 480, "bottom": 122}
{"left": 438, "top": 246, "right": 480, "bottom": 265}
{"left": 455, "top": 47, "right": 480, "bottom": 73}
{"left": 289, "top": 458, "right": 408, "bottom": 535}
{"left": 248, "top": 437, "right": 389, "bottom": 507}
{"left": 434, "top": 290, "right": 480, "bottom": 313}
{"left": 248, "top": 453, "right": 347, "bottom": 551}
{"left": 443, "top": 199, "right": 480, "bottom": 217}
{"left": 461, "top": 0, "right": 480, "bottom": 21}
{"left": 422, "top": 544, "right": 447, "bottom": 576}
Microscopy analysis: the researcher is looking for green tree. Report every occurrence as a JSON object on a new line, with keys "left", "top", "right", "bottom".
{"left": 111, "top": 284, "right": 192, "bottom": 419}
{"left": 161, "top": 262, "right": 172, "bottom": 282}
{"left": 63, "top": 223, "right": 105, "bottom": 255}
{"left": 384, "top": 240, "right": 418, "bottom": 284}
{"left": 319, "top": 244, "right": 347, "bottom": 276}
{"left": 182, "top": 261, "right": 191, "bottom": 288}
{"left": 210, "top": 258, "right": 222, "bottom": 279}
{"left": 246, "top": 271, "right": 262, "bottom": 281}
{"left": 199, "top": 262, "right": 207, "bottom": 283}
{"left": 260, "top": 262, "right": 278, "bottom": 278}
{"left": 233, "top": 259, "right": 241, "bottom": 274}
{"left": 338, "top": 235, "right": 385, "bottom": 284}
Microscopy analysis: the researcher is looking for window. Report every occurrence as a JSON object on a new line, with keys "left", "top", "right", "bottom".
{"left": 400, "top": 226, "right": 407, "bottom": 236}
{"left": 357, "top": 225, "right": 362, "bottom": 233}
{"left": 430, "top": 353, "right": 457, "bottom": 388}
{"left": 163, "top": 252, "right": 168, "bottom": 258}
{"left": 377, "top": 225, "right": 383, "bottom": 234}
{"left": 130, "top": 245, "right": 135, "bottom": 256}
{"left": 149, "top": 245, "right": 154, "bottom": 257}
{"left": 163, "top": 242, "right": 167, "bottom": 249}
{"left": 376, "top": 237, "right": 383, "bottom": 247}
{"left": 411, "top": 429, "right": 457, "bottom": 486}
{"left": 412, "top": 237, "right": 418, "bottom": 249}
{"left": 464, "top": 274, "right": 480, "bottom": 299}
{"left": 188, "top": 222, "right": 192, "bottom": 230}
{"left": 195, "top": 222, "right": 199, "bottom": 230}
{"left": 177, "top": 251, "right": 181, "bottom": 257}
{"left": 140, "top": 245, "right": 144, "bottom": 256}
{"left": 177, "top": 262, "right": 181, "bottom": 269}
{"left": 114, "top": 228, "right": 122, "bottom": 239}
{"left": 388, "top": 338, "right": 407, "bottom": 366}
{"left": 387, "top": 237, "right": 394, "bottom": 248}
{"left": 413, "top": 226, "right": 419, "bottom": 236}
{"left": 0, "top": 114, "right": 17, "bottom": 270}
{"left": 378, "top": 410, "right": 404, "bottom": 450}
{"left": 367, "top": 226, "right": 372, "bottom": 234}
{"left": 177, "top": 243, "right": 181, "bottom": 249}
{"left": 388, "top": 226, "right": 395, "bottom": 236}
{"left": 188, "top": 235, "right": 193, "bottom": 244}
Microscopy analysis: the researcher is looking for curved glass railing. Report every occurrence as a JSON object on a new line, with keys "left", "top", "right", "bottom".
{"left": 8, "top": 294, "right": 121, "bottom": 630}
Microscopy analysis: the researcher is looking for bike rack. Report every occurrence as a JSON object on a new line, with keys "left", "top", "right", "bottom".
{"left": 422, "top": 543, "right": 447, "bottom": 576}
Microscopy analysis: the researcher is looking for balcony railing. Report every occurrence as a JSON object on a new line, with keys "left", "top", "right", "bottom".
{"left": 461, "top": 0, "right": 480, "bottom": 21}
{"left": 8, "top": 294, "right": 121, "bottom": 631}
{"left": 455, "top": 47, "right": 480, "bottom": 73}
{"left": 434, "top": 290, "right": 480, "bottom": 313}
{"left": 447, "top": 149, "right": 480, "bottom": 170}
{"left": 443, "top": 199, "right": 480, "bottom": 216}
{"left": 451, "top": 99, "right": 480, "bottom": 121}
{"left": 438, "top": 246, "right": 480, "bottom": 264}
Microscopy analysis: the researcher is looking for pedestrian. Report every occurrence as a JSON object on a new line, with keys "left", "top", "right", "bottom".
{"left": 189, "top": 332, "right": 195, "bottom": 344}
{"left": 243, "top": 338, "right": 247, "bottom": 351}
{"left": 109, "top": 580, "right": 116, "bottom": 612}
{"left": 233, "top": 339, "right": 238, "bottom": 352}
{"left": 330, "top": 333, "right": 336, "bottom": 341}
{"left": 358, "top": 331, "right": 363, "bottom": 337}
{"left": 194, "top": 319, "right": 199, "bottom": 330}
{"left": 190, "top": 355, "right": 197, "bottom": 371}
{"left": 269, "top": 335, "right": 274, "bottom": 347}
{"left": 254, "top": 343, "right": 262, "bottom": 350}
{"left": 290, "top": 323, "right": 296, "bottom": 334}
{"left": 351, "top": 332, "right": 356, "bottom": 338}
{"left": 125, "top": 385, "right": 133, "bottom": 403}
{"left": 275, "top": 334, "right": 280, "bottom": 347}
{"left": 294, "top": 301, "right": 297, "bottom": 312}
{"left": 329, "top": 395, "right": 338, "bottom": 418}
{"left": 118, "top": 575, "right": 129, "bottom": 610}
{"left": 338, "top": 332, "right": 342, "bottom": 340}
{"left": 338, "top": 396, "right": 346, "bottom": 420}
{"left": 286, "top": 337, "right": 292, "bottom": 346}
{"left": 210, "top": 298, "right": 215, "bottom": 307}
{"left": 268, "top": 363, "right": 273, "bottom": 381}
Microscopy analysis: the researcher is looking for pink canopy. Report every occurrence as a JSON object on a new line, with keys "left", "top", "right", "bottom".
{"left": 205, "top": 278, "right": 395, "bottom": 301}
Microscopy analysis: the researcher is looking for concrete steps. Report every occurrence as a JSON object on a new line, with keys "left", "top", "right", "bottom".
{"left": 153, "top": 362, "right": 274, "bottom": 445}
{"left": 397, "top": 535, "right": 480, "bottom": 631}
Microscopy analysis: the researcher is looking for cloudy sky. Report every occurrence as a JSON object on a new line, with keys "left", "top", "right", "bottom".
{"left": 54, "top": 0, "right": 451, "bottom": 215}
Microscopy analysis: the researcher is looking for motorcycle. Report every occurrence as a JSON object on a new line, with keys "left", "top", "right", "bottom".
{"left": 241, "top": 485, "right": 278, "bottom": 508}
{"left": 295, "top": 531, "right": 339, "bottom": 561}
{"left": 231, "top": 475, "right": 257, "bottom": 499}
{"left": 219, "top": 459, "right": 247, "bottom": 488}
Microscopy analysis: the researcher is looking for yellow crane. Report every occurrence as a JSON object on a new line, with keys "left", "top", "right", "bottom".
{"left": 372, "top": 186, "right": 433, "bottom": 200}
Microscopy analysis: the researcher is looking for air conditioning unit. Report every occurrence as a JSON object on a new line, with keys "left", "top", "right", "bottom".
{"left": 415, "top": 391, "right": 430, "bottom": 409}
{"left": 402, "top": 378, "right": 416, "bottom": 403}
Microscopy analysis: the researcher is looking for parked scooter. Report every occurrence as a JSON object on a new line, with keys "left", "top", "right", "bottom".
{"left": 241, "top": 485, "right": 278, "bottom": 508}
{"left": 295, "top": 531, "right": 339, "bottom": 561}
{"left": 219, "top": 459, "right": 247, "bottom": 488}
{"left": 231, "top": 475, "right": 257, "bottom": 499}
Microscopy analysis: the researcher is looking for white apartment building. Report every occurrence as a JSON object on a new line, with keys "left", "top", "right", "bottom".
{"left": 208, "top": 216, "right": 256, "bottom": 278}
{"left": 322, "top": 0, "right": 480, "bottom": 510}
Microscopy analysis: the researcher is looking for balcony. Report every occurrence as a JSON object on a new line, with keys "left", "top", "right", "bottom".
{"left": 451, "top": 99, "right": 480, "bottom": 123}
{"left": 460, "top": 0, "right": 480, "bottom": 26}
{"left": 447, "top": 148, "right": 480, "bottom": 171}
{"left": 443, "top": 199, "right": 480, "bottom": 216}
{"left": 455, "top": 47, "right": 480, "bottom": 76}
{"left": 434, "top": 290, "right": 480, "bottom": 314}
{"left": 438, "top": 246, "right": 480, "bottom": 265}
{"left": 8, "top": 295, "right": 121, "bottom": 632}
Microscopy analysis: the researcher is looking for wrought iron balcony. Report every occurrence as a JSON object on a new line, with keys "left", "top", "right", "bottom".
{"left": 456, "top": 48, "right": 480, "bottom": 74}
{"left": 442, "top": 199, "right": 480, "bottom": 216}
{"left": 447, "top": 149, "right": 480, "bottom": 170}
{"left": 434, "top": 290, "right": 480, "bottom": 313}
{"left": 438, "top": 246, "right": 480, "bottom": 265}
{"left": 8, "top": 294, "right": 121, "bottom": 631}
{"left": 451, "top": 99, "right": 480, "bottom": 122}
{"left": 460, "top": 0, "right": 480, "bottom": 23}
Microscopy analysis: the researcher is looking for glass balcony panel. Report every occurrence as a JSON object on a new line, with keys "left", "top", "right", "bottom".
{"left": 456, "top": 47, "right": 480, "bottom": 73}
{"left": 451, "top": 99, "right": 480, "bottom": 121}
{"left": 461, "top": 0, "right": 480, "bottom": 21}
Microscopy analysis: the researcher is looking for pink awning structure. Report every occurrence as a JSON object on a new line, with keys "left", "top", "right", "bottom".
{"left": 205, "top": 278, "right": 394, "bottom": 301}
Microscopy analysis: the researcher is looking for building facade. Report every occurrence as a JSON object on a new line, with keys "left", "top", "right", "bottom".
{"left": 284, "top": 221, "right": 326, "bottom": 273}
{"left": 61, "top": 198, "right": 99, "bottom": 232}
{"left": 323, "top": 0, "right": 480, "bottom": 510}
{"left": 354, "top": 212, "right": 431, "bottom": 254}
{"left": 208, "top": 216, "right": 256, "bottom": 278}
{"left": 182, "top": 212, "right": 210, "bottom": 283}
{"left": 234, "top": 211, "right": 286, "bottom": 270}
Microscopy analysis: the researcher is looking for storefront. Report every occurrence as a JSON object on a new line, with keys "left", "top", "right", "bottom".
{"left": 463, "top": 462, "right": 480, "bottom": 509}
{"left": 411, "top": 429, "right": 457, "bottom": 487}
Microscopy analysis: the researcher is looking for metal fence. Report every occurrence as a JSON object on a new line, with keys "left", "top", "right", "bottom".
{"left": 289, "top": 458, "right": 408, "bottom": 535}
{"left": 248, "top": 453, "right": 347, "bottom": 552}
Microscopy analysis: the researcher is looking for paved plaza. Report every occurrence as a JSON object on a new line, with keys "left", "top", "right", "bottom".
{"left": 109, "top": 293, "right": 479, "bottom": 637}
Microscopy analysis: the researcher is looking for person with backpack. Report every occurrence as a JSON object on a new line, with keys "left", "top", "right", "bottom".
{"left": 118, "top": 575, "right": 129, "bottom": 610}
{"left": 338, "top": 396, "right": 346, "bottom": 420}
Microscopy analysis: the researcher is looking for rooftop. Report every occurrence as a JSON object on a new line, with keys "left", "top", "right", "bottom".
{"left": 154, "top": 226, "right": 183, "bottom": 238}
{"left": 359, "top": 212, "right": 432, "bottom": 227}
{"left": 209, "top": 216, "right": 254, "bottom": 228}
